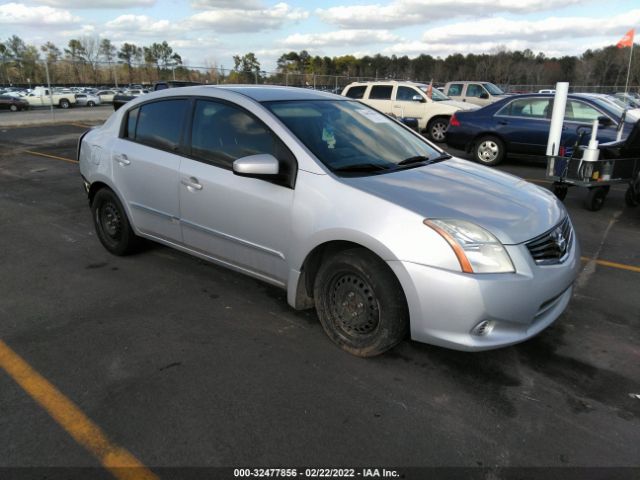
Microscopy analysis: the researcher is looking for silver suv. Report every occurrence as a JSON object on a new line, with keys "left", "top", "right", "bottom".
{"left": 79, "top": 86, "right": 580, "bottom": 357}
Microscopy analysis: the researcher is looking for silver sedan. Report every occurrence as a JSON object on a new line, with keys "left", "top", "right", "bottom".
{"left": 75, "top": 93, "right": 101, "bottom": 107}
{"left": 78, "top": 86, "right": 580, "bottom": 357}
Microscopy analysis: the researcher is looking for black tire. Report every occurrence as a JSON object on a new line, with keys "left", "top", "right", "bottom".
{"left": 91, "top": 188, "right": 140, "bottom": 255}
{"left": 625, "top": 185, "right": 639, "bottom": 207}
{"left": 474, "top": 135, "right": 505, "bottom": 166}
{"left": 9, "top": 104, "right": 17, "bottom": 112}
{"left": 427, "top": 117, "right": 448, "bottom": 143}
{"left": 552, "top": 183, "right": 568, "bottom": 201}
{"left": 87, "top": 101, "right": 95, "bottom": 107}
{"left": 314, "top": 248, "right": 409, "bottom": 357}
{"left": 59, "top": 99, "right": 70, "bottom": 109}
{"left": 584, "top": 187, "right": 608, "bottom": 211}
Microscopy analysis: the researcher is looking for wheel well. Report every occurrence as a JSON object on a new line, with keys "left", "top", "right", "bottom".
{"left": 88, "top": 181, "right": 110, "bottom": 205}
{"left": 294, "top": 240, "right": 402, "bottom": 310}
{"left": 428, "top": 115, "right": 450, "bottom": 126}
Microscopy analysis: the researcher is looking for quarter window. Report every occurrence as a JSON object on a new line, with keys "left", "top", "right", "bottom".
{"left": 369, "top": 85, "right": 393, "bottom": 100}
{"left": 344, "top": 86, "right": 367, "bottom": 99}
{"left": 131, "top": 99, "right": 188, "bottom": 151}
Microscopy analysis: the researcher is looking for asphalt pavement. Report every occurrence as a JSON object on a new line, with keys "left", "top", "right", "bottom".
{"left": 0, "top": 124, "right": 638, "bottom": 479}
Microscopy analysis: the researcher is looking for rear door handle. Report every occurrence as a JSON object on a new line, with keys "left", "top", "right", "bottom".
{"left": 181, "top": 176, "right": 203, "bottom": 191}
{"left": 114, "top": 153, "right": 130, "bottom": 166}
{"left": 498, "top": 120, "right": 508, "bottom": 125}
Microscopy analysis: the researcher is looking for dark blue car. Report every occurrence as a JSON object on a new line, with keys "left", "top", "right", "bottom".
{"left": 446, "top": 93, "right": 637, "bottom": 165}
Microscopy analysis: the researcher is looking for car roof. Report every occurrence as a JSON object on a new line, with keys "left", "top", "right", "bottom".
{"left": 212, "top": 85, "right": 344, "bottom": 102}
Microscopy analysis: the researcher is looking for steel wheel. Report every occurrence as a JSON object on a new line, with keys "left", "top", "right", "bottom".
{"left": 327, "top": 272, "right": 380, "bottom": 338}
{"left": 91, "top": 188, "right": 140, "bottom": 255}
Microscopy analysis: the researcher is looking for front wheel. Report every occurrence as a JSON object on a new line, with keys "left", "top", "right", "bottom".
{"left": 314, "top": 248, "right": 408, "bottom": 357}
{"left": 584, "top": 186, "right": 608, "bottom": 211}
{"left": 427, "top": 117, "right": 448, "bottom": 143}
{"left": 10, "top": 104, "right": 18, "bottom": 112}
{"left": 474, "top": 135, "right": 505, "bottom": 166}
{"left": 91, "top": 188, "right": 140, "bottom": 255}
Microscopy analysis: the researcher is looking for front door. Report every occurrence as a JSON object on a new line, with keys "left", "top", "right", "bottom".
{"left": 179, "top": 99, "right": 295, "bottom": 285}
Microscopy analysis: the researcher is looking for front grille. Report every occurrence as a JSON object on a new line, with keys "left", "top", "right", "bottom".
{"left": 526, "top": 216, "right": 573, "bottom": 265}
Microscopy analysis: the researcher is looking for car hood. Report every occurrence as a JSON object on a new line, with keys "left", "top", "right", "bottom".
{"left": 439, "top": 99, "right": 478, "bottom": 110}
{"left": 342, "top": 158, "right": 564, "bottom": 245}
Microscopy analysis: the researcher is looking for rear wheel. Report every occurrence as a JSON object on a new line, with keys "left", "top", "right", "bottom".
{"left": 314, "top": 248, "right": 408, "bottom": 357}
{"left": 474, "top": 135, "right": 505, "bottom": 166}
{"left": 427, "top": 117, "right": 448, "bottom": 143}
{"left": 9, "top": 104, "right": 17, "bottom": 112}
{"left": 59, "top": 99, "right": 70, "bottom": 109}
{"left": 87, "top": 101, "right": 95, "bottom": 107}
{"left": 91, "top": 188, "right": 140, "bottom": 255}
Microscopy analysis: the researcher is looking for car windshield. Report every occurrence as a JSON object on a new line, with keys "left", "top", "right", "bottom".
{"left": 416, "top": 85, "right": 449, "bottom": 101}
{"left": 264, "top": 100, "right": 444, "bottom": 175}
{"left": 483, "top": 83, "right": 504, "bottom": 95}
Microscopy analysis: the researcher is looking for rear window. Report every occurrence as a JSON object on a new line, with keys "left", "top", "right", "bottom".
{"left": 369, "top": 86, "right": 393, "bottom": 100}
{"left": 344, "top": 85, "right": 367, "bottom": 99}
{"left": 124, "top": 99, "right": 188, "bottom": 151}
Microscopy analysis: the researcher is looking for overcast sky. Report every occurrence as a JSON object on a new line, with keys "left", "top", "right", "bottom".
{"left": 1, "top": 0, "right": 639, "bottom": 71}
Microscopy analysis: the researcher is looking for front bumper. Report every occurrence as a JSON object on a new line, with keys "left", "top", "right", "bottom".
{"left": 388, "top": 237, "right": 581, "bottom": 351}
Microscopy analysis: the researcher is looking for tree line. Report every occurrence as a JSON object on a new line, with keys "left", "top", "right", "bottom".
{"left": 1, "top": 34, "right": 638, "bottom": 89}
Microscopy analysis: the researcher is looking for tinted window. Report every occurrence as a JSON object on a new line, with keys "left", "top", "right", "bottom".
{"left": 369, "top": 85, "right": 393, "bottom": 100}
{"left": 466, "top": 84, "right": 486, "bottom": 98}
{"left": 344, "top": 86, "right": 366, "bottom": 99}
{"left": 498, "top": 98, "right": 550, "bottom": 118}
{"left": 135, "top": 99, "right": 188, "bottom": 150}
{"left": 190, "top": 99, "right": 292, "bottom": 173}
{"left": 396, "top": 86, "right": 420, "bottom": 102}
{"left": 448, "top": 84, "right": 463, "bottom": 96}
{"left": 566, "top": 100, "right": 601, "bottom": 122}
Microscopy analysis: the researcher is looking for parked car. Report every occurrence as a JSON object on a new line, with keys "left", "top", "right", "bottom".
{"left": 97, "top": 90, "right": 117, "bottom": 103}
{"left": 447, "top": 93, "right": 637, "bottom": 165}
{"left": 75, "top": 93, "right": 101, "bottom": 107}
{"left": 24, "top": 86, "right": 76, "bottom": 109}
{"left": 79, "top": 85, "right": 580, "bottom": 356}
{"left": 613, "top": 92, "right": 640, "bottom": 108}
{"left": 342, "top": 80, "right": 477, "bottom": 142}
{"left": 113, "top": 81, "right": 201, "bottom": 110}
{"left": 443, "top": 81, "right": 509, "bottom": 106}
{"left": 0, "top": 95, "right": 29, "bottom": 111}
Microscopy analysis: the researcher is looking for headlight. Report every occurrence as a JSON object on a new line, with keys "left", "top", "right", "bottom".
{"left": 424, "top": 219, "right": 514, "bottom": 274}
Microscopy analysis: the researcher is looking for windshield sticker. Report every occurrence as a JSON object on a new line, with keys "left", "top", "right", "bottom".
{"left": 322, "top": 126, "right": 336, "bottom": 149}
{"left": 355, "top": 109, "right": 390, "bottom": 124}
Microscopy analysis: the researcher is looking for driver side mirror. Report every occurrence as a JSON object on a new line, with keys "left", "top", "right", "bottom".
{"left": 412, "top": 94, "right": 425, "bottom": 103}
{"left": 233, "top": 154, "right": 279, "bottom": 178}
{"left": 598, "top": 115, "right": 613, "bottom": 127}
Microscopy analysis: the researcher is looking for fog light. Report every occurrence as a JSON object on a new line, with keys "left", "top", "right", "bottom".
{"left": 471, "top": 320, "right": 495, "bottom": 336}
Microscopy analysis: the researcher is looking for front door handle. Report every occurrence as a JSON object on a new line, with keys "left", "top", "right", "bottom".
{"left": 114, "top": 153, "right": 130, "bottom": 166}
{"left": 181, "top": 177, "right": 203, "bottom": 191}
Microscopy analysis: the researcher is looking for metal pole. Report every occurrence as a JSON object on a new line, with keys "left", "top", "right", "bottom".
{"left": 254, "top": 70, "right": 258, "bottom": 84}
{"left": 624, "top": 43, "right": 634, "bottom": 96}
{"left": 43, "top": 60, "right": 54, "bottom": 121}
{"left": 172, "top": 65, "right": 176, "bottom": 81}
{"left": 285, "top": 72, "right": 288, "bottom": 86}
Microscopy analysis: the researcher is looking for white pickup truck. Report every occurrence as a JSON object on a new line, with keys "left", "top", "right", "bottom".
{"left": 24, "top": 87, "right": 76, "bottom": 109}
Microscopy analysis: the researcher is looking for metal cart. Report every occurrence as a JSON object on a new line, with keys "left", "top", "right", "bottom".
{"left": 546, "top": 155, "right": 640, "bottom": 211}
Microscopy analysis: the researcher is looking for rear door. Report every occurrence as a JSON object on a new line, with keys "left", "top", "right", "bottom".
{"left": 365, "top": 85, "right": 394, "bottom": 116}
{"left": 111, "top": 98, "right": 188, "bottom": 243}
{"left": 178, "top": 98, "right": 295, "bottom": 285}
{"left": 493, "top": 97, "right": 552, "bottom": 155}
{"left": 445, "top": 83, "right": 464, "bottom": 102}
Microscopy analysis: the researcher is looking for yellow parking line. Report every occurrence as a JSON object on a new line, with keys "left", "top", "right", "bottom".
{"left": 581, "top": 256, "right": 640, "bottom": 273}
{"left": 0, "top": 340, "right": 158, "bottom": 480}
{"left": 24, "top": 150, "right": 78, "bottom": 164}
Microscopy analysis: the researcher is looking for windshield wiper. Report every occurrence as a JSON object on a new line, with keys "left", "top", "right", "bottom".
{"left": 397, "top": 153, "right": 451, "bottom": 167}
{"left": 332, "top": 162, "right": 391, "bottom": 172}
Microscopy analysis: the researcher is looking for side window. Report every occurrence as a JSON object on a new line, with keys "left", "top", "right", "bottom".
{"left": 190, "top": 100, "right": 296, "bottom": 186}
{"left": 466, "top": 84, "right": 485, "bottom": 98}
{"left": 396, "top": 86, "right": 420, "bottom": 102}
{"left": 344, "top": 86, "right": 366, "bottom": 99}
{"left": 369, "top": 85, "right": 393, "bottom": 100}
{"left": 133, "top": 99, "right": 188, "bottom": 150}
{"left": 497, "top": 99, "right": 550, "bottom": 118}
{"left": 565, "top": 100, "right": 601, "bottom": 122}
{"left": 447, "top": 84, "right": 463, "bottom": 96}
